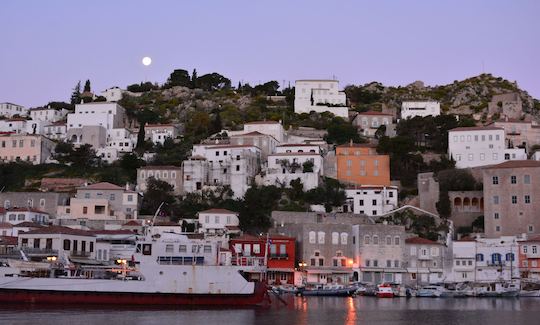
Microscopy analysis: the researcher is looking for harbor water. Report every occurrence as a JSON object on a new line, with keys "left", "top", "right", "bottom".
{"left": 1, "top": 296, "right": 540, "bottom": 325}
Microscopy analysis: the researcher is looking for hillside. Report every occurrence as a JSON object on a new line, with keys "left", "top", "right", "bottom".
{"left": 345, "top": 73, "right": 540, "bottom": 120}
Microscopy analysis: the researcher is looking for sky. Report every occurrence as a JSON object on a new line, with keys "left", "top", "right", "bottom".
{"left": 1, "top": 0, "right": 539, "bottom": 107}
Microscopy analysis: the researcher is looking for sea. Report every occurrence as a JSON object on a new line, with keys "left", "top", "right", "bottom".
{"left": 1, "top": 296, "right": 539, "bottom": 325}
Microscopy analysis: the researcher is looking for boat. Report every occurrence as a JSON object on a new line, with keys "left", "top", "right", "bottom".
{"left": 520, "top": 282, "right": 540, "bottom": 297}
{"left": 416, "top": 285, "right": 447, "bottom": 297}
{"left": 298, "top": 284, "right": 357, "bottom": 297}
{"left": 376, "top": 283, "right": 394, "bottom": 298}
{"left": 474, "top": 281, "right": 520, "bottom": 297}
{"left": 0, "top": 232, "right": 268, "bottom": 306}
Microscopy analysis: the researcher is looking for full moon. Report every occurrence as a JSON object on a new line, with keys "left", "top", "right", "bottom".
{"left": 142, "top": 56, "right": 152, "bottom": 66}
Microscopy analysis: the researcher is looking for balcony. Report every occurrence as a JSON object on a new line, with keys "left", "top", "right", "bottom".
{"left": 22, "top": 248, "right": 58, "bottom": 256}
{"left": 269, "top": 253, "right": 289, "bottom": 260}
{"left": 487, "top": 261, "right": 507, "bottom": 267}
{"left": 70, "top": 251, "right": 92, "bottom": 258}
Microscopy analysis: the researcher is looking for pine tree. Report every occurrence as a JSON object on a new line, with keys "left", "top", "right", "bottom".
{"left": 83, "top": 79, "right": 91, "bottom": 92}
{"left": 70, "top": 81, "right": 81, "bottom": 105}
{"left": 191, "top": 69, "right": 198, "bottom": 88}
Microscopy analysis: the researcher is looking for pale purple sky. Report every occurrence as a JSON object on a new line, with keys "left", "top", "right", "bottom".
{"left": 1, "top": 0, "right": 539, "bottom": 107}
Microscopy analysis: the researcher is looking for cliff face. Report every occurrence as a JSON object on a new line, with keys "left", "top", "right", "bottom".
{"left": 345, "top": 74, "right": 540, "bottom": 121}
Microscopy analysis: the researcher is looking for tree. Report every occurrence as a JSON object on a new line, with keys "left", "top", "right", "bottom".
{"left": 83, "top": 79, "right": 91, "bottom": 92}
{"left": 140, "top": 178, "right": 178, "bottom": 217}
{"left": 135, "top": 109, "right": 159, "bottom": 153}
{"left": 196, "top": 73, "right": 231, "bottom": 91}
{"left": 70, "top": 81, "right": 81, "bottom": 105}
{"left": 126, "top": 82, "right": 158, "bottom": 93}
{"left": 374, "top": 125, "right": 386, "bottom": 139}
{"left": 54, "top": 142, "right": 99, "bottom": 169}
{"left": 191, "top": 69, "right": 198, "bottom": 88}
{"left": 164, "top": 69, "right": 191, "bottom": 88}
{"left": 119, "top": 153, "right": 145, "bottom": 183}
{"left": 238, "top": 185, "right": 282, "bottom": 233}
{"left": 302, "top": 160, "right": 314, "bottom": 173}
{"left": 324, "top": 117, "right": 363, "bottom": 145}
{"left": 305, "top": 177, "right": 346, "bottom": 212}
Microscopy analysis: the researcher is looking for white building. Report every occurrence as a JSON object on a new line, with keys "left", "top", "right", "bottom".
{"left": 29, "top": 107, "right": 69, "bottom": 123}
{"left": 43, "top": 121, "right": 67, "bottom": 141}
{"left": 263, "top": 144, "right": 323, "bottom": 190}
{"left": 197, "top": 208, "right": 240, "bottom": 235}
{"left": 0, "top": 208, "right": 49, "bottom": 225}
{"left": 101, "top": 87, "right": 124, "bottom": 102}
{"left": 400, "top": 101, "right": 441, "bottom": 120}
{"left": 243, "top": 121, "right": 285, "bottom": 143}
{"left": 344, "top": 186, "right": 398, "bottom": 216}
{"left": 18, "top": 226, "right": 97, "bottom": 260}
{"left": 67, "top": 102, "right": 126, "bottom": 133}
{"left": 294, "top": 80, "right": 348, "bottom": 119}
{"left": 404, "top": 237, "right": 445, "bottom": 285}
{"left": 450, "top": 236, "right": 521, "bottom": 283}
{"left": 145, "top": 124, "right": 182, "bottom": 145}
{"left": 448, "top": 126, "right": 527, "bottom": 168}
{"left": 0, "top": 102, "right": 27, "bottom": 118}
{"left": 183, "top": 144, "right": 261, "bottom": 198}
{"left": 0, "top": 118, "right": 27, "bottom": 134}
{"left": 106, "top": 128, "right": 136, "bottom": 154}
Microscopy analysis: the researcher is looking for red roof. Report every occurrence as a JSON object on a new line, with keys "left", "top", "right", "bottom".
{"left": 13, "top": 222, "right": 43, "bottom": 228}
{"left": 405, "top": 237, "right": 441, "bottom": 245}
{"left": 122, "top": 220, "right": 142, "bottom": 226}
{"left": 484, "top": 160, "right": 540, "bottom": 169}
{"left": 0, "top": 222, "right": 13, "bottom": 228}
{"left": 6, "top": 207, "right": 48, "bottom": 214}
{"left": 0, "top": 236, "right": 18, "bottom": 246}
{"left": 356, "top": 111, "right": 393, "bottom": 116}
{"left": 521, "top": 236, "right": 540, "bottom": 243}
{"left": 199, "top": 208, "right": 237, "bottom": 215}
{"left": 139, "top": 165, "right": 182, "bottom": 170}
{"left": 21, "top": 226, "right": 93, "bottom": 236}
{"left": 449, "top": 126, "right": 503, "bottom": 132}
{"left": 78, "top": 182, "right": 124, "bottom": 190}
{"left": 268, "top": 152, "right": 320, "bottom": 157}
{"left": 206, "top": 144, "right": 260, "bottom": 149}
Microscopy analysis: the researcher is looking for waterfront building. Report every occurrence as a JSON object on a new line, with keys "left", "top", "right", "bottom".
{"left": 483, "top": 160, "right": 540, "bottom": 237}
{"left": 518, "top": 236, "right": 540, "bottom": 280}
{"left": 403, "top": 237, "right": 445, "bottom": 286}
{"left": 197, "top": 208, "right": 240, "bottom": 236}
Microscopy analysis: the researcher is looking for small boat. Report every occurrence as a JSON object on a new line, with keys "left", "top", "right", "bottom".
{"left": 475, "top": 281, "right": 520, "bottom": 297}
{"left": 299, "top": 284, "right": 357, "bottom": 297}
{"left": 376, "top": 283, "right": 394, "bottom": 298}
{"left": 416, "top": 285, "right": 447, "bottom": 297}
{"left": 520, "top": 282, "right": 540, "bottom": 297}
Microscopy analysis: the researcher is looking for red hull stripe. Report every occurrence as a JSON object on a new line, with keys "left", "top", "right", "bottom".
{"left": 0, "top": 283, "right": 267, "bottom": 306}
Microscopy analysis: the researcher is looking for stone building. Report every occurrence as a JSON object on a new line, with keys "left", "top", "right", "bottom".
{"left": 483, "top": 160, "right": 540, "bottom": 237}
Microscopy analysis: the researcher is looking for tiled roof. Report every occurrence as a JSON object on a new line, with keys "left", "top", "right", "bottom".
{"left": 78, "top": 182, "right": 124, "bottom": 190}
{"left": 356, "top": 111, "right": 393, "bottom": 116}
{"left": 405, "top": 237, "right": 441, "bottom": 245}
{"left": 13, "top": 222, "right": 43, "bottom": 228}
{"left": 199, "top": 208, "right": 237, "bottom": 215}
{"left": 21, "top": 226, "right": 93, "bottom": 237}
{"left": 88, "top": 229, "right": 135, "bottom": 235}
{"left": 0, "top": 236, "right": 18, "bottom": 245}
{"left": 268, "top": 152, "right": 320, "bottom": 157}
{"left": 139, "top": 165, "right": 182, "bottom": 170}
{"left": 449, "top": 126, "right": 503, "bottom": 132}
{"left": 6, "top": 207, "right": 49, "bottom": 214}
{"left": 484, "top": 160, "right": 540, "bottom": 169}
{"left": 0, "top": 222, "right": 13, "bottom": 228}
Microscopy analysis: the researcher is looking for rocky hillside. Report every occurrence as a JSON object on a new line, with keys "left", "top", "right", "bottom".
{"left": 345, "top": 74, "right": 540, "bottom": 121}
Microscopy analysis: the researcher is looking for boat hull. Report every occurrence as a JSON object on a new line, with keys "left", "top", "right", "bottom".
{"left": 376, "top": 292, "right": 394, "bottom": 298}
{"left": 0, "top": 282, "right": 268, "bottom": 306}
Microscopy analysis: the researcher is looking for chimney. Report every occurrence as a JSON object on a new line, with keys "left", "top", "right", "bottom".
{"left": 349, "top": 139, "right": 353, "bottom": 146}
{"left": 125, "top": 183, "right": 130, "bottom": 191}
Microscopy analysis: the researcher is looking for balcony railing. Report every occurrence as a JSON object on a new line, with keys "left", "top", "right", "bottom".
{"left": 487, "top": 261, "right": 507, "bottom": 267}
{"left": 71, "top": 251, "right": 92, "bottom": 258}
{"left": 22, "top": 248, "right": 58, "bottom": 256}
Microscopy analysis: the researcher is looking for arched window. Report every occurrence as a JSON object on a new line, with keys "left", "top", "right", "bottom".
{"left": 505, "top": 253, "right": 515, "bottom": 261}
{"left": 308, "top": 231, "right": 316, "bottom": 244}
{"left": 332, "top": 232, "right": 339, "bottom": 245}
{"left": 317, "top": 231, "right": 325, "bottom": 244}
{"left": 476, "top": 253, "right": 484, "bottom": 262}
{"left": 454, "top": 197, "right": 462, "bottom": 209}
{"left": 340, "top": 233, "right": 348, "bottom": 245}
{"left": 463, "top": 198, "right": 471, "bottom": 211}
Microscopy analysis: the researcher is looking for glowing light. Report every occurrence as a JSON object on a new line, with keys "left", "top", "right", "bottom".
{"left": 347, "top": 259, "right": 354, "bottom": 266}
{"left": 142, "top": 56, "right": 152, "bottom": 66}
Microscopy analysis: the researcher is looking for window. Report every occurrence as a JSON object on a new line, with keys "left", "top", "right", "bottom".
{"left": 492, "top": 176, "right": 499, "bottom": 185}
{"left": 373, "top": 235, "right": 379, "bottom": 245}
{"left": 110, "top": 194, "right": 115, "bottom": 201}
{"left": 203, "top": 245, "right": 212, "bottom": 253}
{"left": 394, "top": 260, "right": 399, "bottom": 268}
{"left": 340, "top": 233, "right": 348, "bottom": 245}
{"left": 373, "top": 260, "right": 378, "bottom": 267}
{"left": 179, "top": 245, "right": 187, "bottom": 253}
{"left": 476, "top": 253, "right": 484, "bottom": 262}
{"left": 253, "top": 244, "right": 261, "bottom": 254}
{"left": 394, "top": 236, "right": 400, "bottom": 245}
{"left": 83, "top": 206, "right": 88, "bottom": 214}
{"left": 309, "top": 231, "right": 316, "bottom": 244}
{"left": 525, "top": 195, "right": 531, "bottom": 204}
{"left": 127, "top": 195, "right": 133, "bottom": 202}
{"left": 533, "top": 246, "right": 538, "bottom": 254}
{"left": 529, "top": 225, "right": 535, "bottom": 233}
{"left": 494, "top": 212, "right": 499, "bottom": 219}
{"left": 524, "top": 175, "right": 531, "bottom": 184}
{"left": 364, "top": 235, "right": 370, "bottom": 245}
{"left": 332, "top": 232, "right": 339, "bottom": 245}
{"left": 386, "top": 236, "right": 391, "bottom": 245}
{"left": 505, "top": 253, "right": 514, "bottom": 261}
{"left": 165, "top": 244, "right": 173, "bottom": 253}
{"left": 493, "top": 153, "right": 498, "bottom": 160}
{"left": 511, "top": 176, "right": 517, "bottom": 184}
{"left": 511, "top": 196, "right": 517, "bottom": 204}
{"left": 317, "top": 231, "right": 325, "bottom": 244}
{"left": 386, "top": 260, "right": 392, "bottom": 267}
{"left": 493, "top": 196, "right": 499, "bottom": 204}
{"left": 63, "top": 239, "right": 70, "bottom": 250}
{"left": 523, "top": 246, "right": 528, "bottom": 254}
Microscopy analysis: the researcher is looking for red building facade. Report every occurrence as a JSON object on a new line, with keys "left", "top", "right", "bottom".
{"left": 229, "top": 234, "right": 296, "bottom": 285}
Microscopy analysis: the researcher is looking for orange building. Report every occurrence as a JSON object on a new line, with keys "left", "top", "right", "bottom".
{"left": 336, "top": 143, "right": 390, "bottom": 186}
{"left": 519, "top": 236, "right": 540, "bottom": 280}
